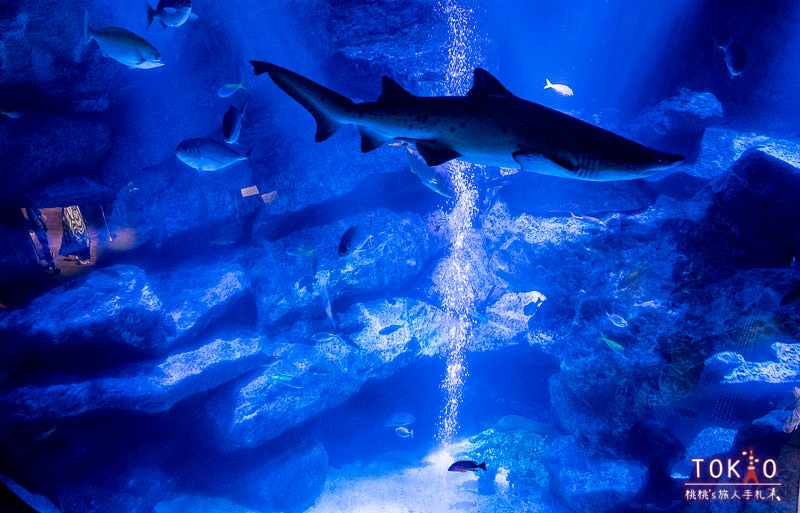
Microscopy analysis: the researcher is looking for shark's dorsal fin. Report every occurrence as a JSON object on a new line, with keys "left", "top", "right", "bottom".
{"left": 379, "top": 77, "right": 415, "bottom": 102}
{"left": 468, "top": 69, "right": 515, "bottom": 98}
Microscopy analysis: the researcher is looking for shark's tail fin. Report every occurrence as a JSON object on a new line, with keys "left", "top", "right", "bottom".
{"left": 251, "top": 61, "right": 355, "bottom": 142}
{"left": 544, "top": 78, "right": 553, "bottom": 89}
{"left": 147, "top": 4, "right": 156, "bottom": 28}
{"left": 478, "top": 462, "right": 487, "bottom": 471}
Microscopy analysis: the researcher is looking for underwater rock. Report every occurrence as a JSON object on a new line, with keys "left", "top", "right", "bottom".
{"left": 295, "top": 0, "right": 450, "bottom": 97}
{"left": 250, "top": 209, "right": 436, "bottom": 328}
{"left": 110, "top": 157, "right": 258, "bottom": 255}
{"left": 0, "top": 115, "right": 112, "bottom": 204}
{"left": 0, "top": 336, "right": 266, "bottom": 421}
{"left": 24, "top": 176, "right": 114, "bottom": 207}
{"left": 207, "top": 298, "right": 446, "bottom": 449}
{"left": 0, "top": 265, "right": 168, "bottom": 379}
{"left": 630, "top": 88, "right": 723, "bottom": 160}
{"left": 670, "top": 427, "right": 737, "bottom": 478}
{"left": 151, "top": 260, "right": 253, "bottom": 347}
{"left": 544, "top": 436, "right": 647, "bottom": 513}
{"left": 155, "top": 496, "right": 266, "bottom": 513}
{"left": 698, "top": 342, "right": 800, "bottom": 420}
{"left": 686, "top": 148, "right": 800, "bottom": 271}
{"left": 219, "top": 440, "right": 327, "bottom": 512}
{"left": 0, "top": 473, "right": 60, "bottom": 513}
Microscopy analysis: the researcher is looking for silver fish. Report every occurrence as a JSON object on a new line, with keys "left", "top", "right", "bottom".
{"left": 175, "top": 138, "right": 250, "bottom": 171}
{"left": 385, "top": 411, "right": 415, "bottom": 427}
{"left": 84, "top": 10, "right": 163, "bottom": 69}
{"left": 223, "top": 96, "right": 249, "bottom": 144}
{"left": 714, "top": 37, "right": 746, "bottom": 77}
{"left": 395, "top": 426, "right": 413, "bottom": 438}
{"left": 544, "top": 79, "right": 573, "bottom": 97}
{"left": 606, "top": 312, "right": 628, "bottom": 328}
{"left": 338, "top": 224, "right": 371, "bottom": 257}
{"left": 148, "top": 0, "right": 195, "bottom": 29}
{"left": 406, "top": 146, "right": 455, "bottom": 198}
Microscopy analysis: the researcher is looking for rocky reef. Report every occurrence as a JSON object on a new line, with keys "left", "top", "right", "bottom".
{"left": 1, "top": 0, "right": 800, "bottom": 512}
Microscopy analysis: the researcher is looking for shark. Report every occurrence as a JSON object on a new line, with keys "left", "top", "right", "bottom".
{"left": 250, "top": 61, "right": 683, "bottom": 181}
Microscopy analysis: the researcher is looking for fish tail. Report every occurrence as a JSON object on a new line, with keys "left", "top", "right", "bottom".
{"left": 478, "top": 462, "right": 487, "bottom": 471}
{"left": 147, "top": 4, "right": 156, "bottom": 28}
{"left": 250, "top": 61, "right": 355, "bottom": 142}
{"left": 544, "top": 78, "right": 552, "bottom": 89}
{"left": 241, "top": 95, "right": 250, "bottom": 117}
{"left": 83, "top": 9, "right": 92, "bottom": 46}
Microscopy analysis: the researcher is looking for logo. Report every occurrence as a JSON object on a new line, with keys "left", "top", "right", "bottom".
{"left": 683, "top": 448, "right": 782, "bottom": 502}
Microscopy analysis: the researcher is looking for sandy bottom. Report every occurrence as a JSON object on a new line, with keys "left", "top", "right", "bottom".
{"left": 306, "top": 440, "right": 550, "bottom": 513}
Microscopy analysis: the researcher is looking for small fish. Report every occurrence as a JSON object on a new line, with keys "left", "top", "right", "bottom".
{"left": 570, "top": 211, "right": 606, "bottom": 227}
{"left": 395, "top": 426, "right": 414, "bottom": 438}
{"left": 385, "top": 411, "right": 416, "bottom": 427}
{"left": 175, "top": 138, "right": 250, "bottom": 171}
{"left": 267, "top": 375, "right": 302, "bottom": 389}
{"left": 147, "top": 0, "right": 195, "bottom": 29}
{"left": 308, "top": 365, "right": 335, "bottom": 377}
{"left": 544, "top": 79, "right": 573, "bottom": 97}
{"left": 217, "top": 83, "right": 246, "bottom": 98}
{"left": 714, "top": 37, "right": 746, "bottom": 77}
{"left": 287, "top": 247, "right": 315, "bottom": 257}
{"left": 338, "top": 224, "right": 371, "bottom": 257}
{"left": 406, "top": 146, "right": 455, "bottom": 199}
{"left": 223, "top": 96, "right": 249, "bottom": 144}
{"left": 84, "top": 10, "right": 163, "bottom": 69}
{"left": 1, "top": 110, "right": 22, "bottom": 119}
{"left": 379, "top": 324, "right": 403, "bottom": 335}
{"left": 792, "top": 256, "right": 797, "bottom": 267}
{"left": 320, "top": 276, "right": 337, "bottom": 330}
{"left": 448, "top": 460, "right": 487, "bottom": 472}
{"left": 33, "top": 427, "right": 57, "bottom": 441}
{"left": 471, "top": 312, "right": 488, "bottom": 324}
{"left": 619, "top": 260, "right": 648, "bottom": 290}
{"left": 311, "top": 332, "right": 339, "bottom": 343}
{"left": 670, "top": 273, "right": 702, "bottom": 296}
{"left": 606, "top": 312, "right": 628, "bottom": 328}
{"left": 599, "top": 333, "right": 624, "bottom": 352}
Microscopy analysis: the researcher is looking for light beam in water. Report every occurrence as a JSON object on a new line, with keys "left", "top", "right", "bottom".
{"left": 435, "top": 0, "right": 483, "bottom": 445}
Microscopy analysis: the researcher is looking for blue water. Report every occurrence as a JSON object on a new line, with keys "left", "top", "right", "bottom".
{"left": 1, "top": 0, "right": 799, "bottom": 512}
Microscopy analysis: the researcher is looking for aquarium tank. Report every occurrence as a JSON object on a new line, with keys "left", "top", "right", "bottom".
{"left": 1, "top": 0, "right": 800, "bottom": 511}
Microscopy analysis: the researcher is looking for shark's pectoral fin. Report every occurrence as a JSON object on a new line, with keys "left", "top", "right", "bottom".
{"left": 413, "top": 140, "right": 461, "bottom": 167}
{"left": 513, "top": 150, "right": 577, "bottom": 173}
{"left": 358, "top": 127, "right": 391, "bottom": 152}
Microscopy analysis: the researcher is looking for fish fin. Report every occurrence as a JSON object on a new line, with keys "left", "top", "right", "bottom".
{"left": 468, "top": 68, "right": 515, "bottom": 97}
{"left": 83, "top": 9, "right": 93, "bottom": 46}
{"left": 378, "top": 77, "right": 415, "bottom": 102}
{"left": 250, "top": 61, "right": 354, "bottom": 142}
{"left": 514, "top": 150, "right": 576, "bottom": 172}
{"left": 414, "top": 140, "right": 461, "bottom": 166}
{"left": 240, "top": 95, "right": 250, "bottom": 117}
{"left": 544, "top": 78, "right": 552, "bottom": 89}
{"left": 188, "top": 12, "right": 199, "bottom": 20}
{"left": 245, "top": 147, "right": 253, "bottom": 160}
{"left": 147, "top": 5, "right": 155, "bottom": 28}
{"left": 358, "top": 127, "right": 389, "bottom": 152}
{"left": 478, "top": 462, "right": 487, "bottom": 471}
